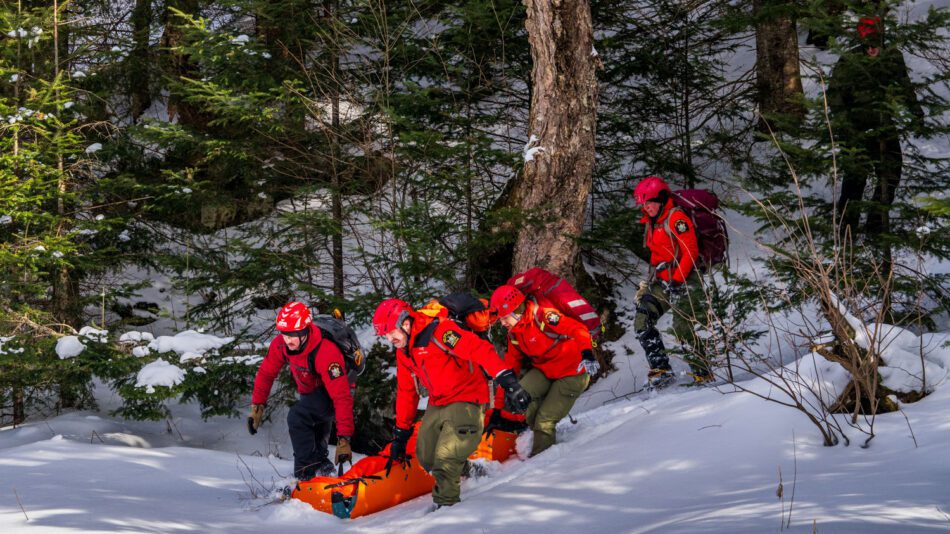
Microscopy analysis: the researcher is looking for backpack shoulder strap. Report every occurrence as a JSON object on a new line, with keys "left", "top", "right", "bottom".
{"left": 307, "top": 338, "right": 325, "bottom": 377}
{"left": 662, "top": 206, "right": 685, "bottom": 269}
{"left": 427, "top": 318, "right": 475, "bottom": 373}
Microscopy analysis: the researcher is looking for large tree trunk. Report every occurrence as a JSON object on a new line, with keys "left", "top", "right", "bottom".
{"left": 129, "top": 0, "right": 152, "bottom": 122}
{"left": 161, "top": 0, "right": 207, "bottom": 129}
{"left": 328, "top": 0, "right": 344, "bottom": 300}
{"left": 753, "top": 0, "right": 804, "bottom": 129}
{"left": 510, "top": 0, "right": 599, "bottom": 281}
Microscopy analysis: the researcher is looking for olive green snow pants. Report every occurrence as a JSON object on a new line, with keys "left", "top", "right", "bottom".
{"left": 634, "top": 269, "right": 709, "bottom": 375}
{"left": 415, "top": 401, "right": 484, "bottom": 506}
{"left": 520, "top": 369, "right": 590, "bottom": 457}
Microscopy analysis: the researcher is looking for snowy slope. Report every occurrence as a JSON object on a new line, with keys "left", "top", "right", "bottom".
{"left": 3, "top": 330, "right": 949, "bottom": 533}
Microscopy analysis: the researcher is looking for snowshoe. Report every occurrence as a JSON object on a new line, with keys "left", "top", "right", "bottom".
{"left": 645, "top": 368, "right": 676, "bottom": 391}
{"left": 279, "top": 484, "right": 294, "bottom": 501}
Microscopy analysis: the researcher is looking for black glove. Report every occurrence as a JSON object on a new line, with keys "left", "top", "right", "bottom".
{"left": 483, "top": 410, "right": 504, "bottom": 436}
{"left": 384, "top": 426, "right": 412, "bottom": 476}
{"left": 661, "top": 280, "right": 684, "bottom": 300}
{"left": 484, "top": 409, "right": 528, "bottom": 435}
{"left": 495, "top": 369, "right": 531, "bottom": 414}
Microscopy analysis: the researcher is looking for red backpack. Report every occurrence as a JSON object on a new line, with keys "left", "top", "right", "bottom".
{"left": 506, "top": 267, "right": 602, "bottom": 340}
{"left": 664, "top": 189, "right": 729, "bottom": 273}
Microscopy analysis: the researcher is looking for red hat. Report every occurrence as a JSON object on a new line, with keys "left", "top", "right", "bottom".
{"left": 373, "top": 299, "right": 412, "bottom": 336}
{"left": 857, "top": 16, "right": 882, "bottom": 40}
{"left": 276, "top": 302, "right": 312, "bottom": 333}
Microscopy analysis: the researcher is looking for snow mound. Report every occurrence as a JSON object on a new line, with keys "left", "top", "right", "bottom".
{"left": 135, "top": 359, "right": 186, "bottom": 392}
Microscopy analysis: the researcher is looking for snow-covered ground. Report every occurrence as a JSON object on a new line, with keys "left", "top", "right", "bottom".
{"left": 3, "top": 315, "right": 949, "bottom": 533}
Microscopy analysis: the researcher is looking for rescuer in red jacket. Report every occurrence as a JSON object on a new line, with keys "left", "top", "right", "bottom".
{"left": 372, "top": 298, "right": 530, "bottom": 509}
{"left": 247, "top": 302, "right": 355, "bottom": 481}
{"left": 633, "top": 176, "right": 711, "bottom": 388}
{"left": 490, "top": 285, "right": 598, "bottom": 456}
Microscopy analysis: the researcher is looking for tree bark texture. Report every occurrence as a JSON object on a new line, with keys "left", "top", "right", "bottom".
{"left": 511, "top": 0, "right": 599, "bottom": 281}
{"left": 161, "top": 0, "right": 207, "bottom": 129}
{"left": 753, "top": 0, "right": 804, "bottom": 125}
{"left": 129, "top": 0, "right": 152, "bottom": 121}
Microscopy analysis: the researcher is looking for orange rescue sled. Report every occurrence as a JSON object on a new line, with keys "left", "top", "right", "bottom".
{"left": 292, "top": 426, "right": 519, "bottom": 519}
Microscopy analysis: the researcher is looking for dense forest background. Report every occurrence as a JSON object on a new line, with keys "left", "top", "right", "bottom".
{"left": 1, "top": 0, "right": 947, "bottom": 451}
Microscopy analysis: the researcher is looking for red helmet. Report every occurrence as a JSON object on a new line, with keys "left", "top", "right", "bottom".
{"left": 857, "top": 16, "right": 881, "bottom": 40}
{"left": 633, "top": 176, "right": 671, "bottom": 204}
{"left": 276, "top": 302, "right": 312, "bottom": 333}
{"left": 373, "top": 299, "right": 412, "bottom": 336}
{"left": 490, "top": 285, "right": 525, "bottom": 316}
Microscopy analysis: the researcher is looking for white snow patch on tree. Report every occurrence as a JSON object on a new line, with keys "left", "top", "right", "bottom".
{"left": 523, "top": 134, "right": 545, "bottom": 162}
{"left": 79, "top": 326, "right": 108, "bottom": 343}
{"left": 120, "top": 331, "right": 155, "bottom": 344}
{"left": 56, "top": 336, "right": 86, "bottom": 359}
{"left": 136, "top": 359, "right": 186, "bottom": 389}
{"left": 148, "top": 330, "right": 233, "bottom": 356}
{"left": 180, "top": 351, "right": 204, "bottom": 364}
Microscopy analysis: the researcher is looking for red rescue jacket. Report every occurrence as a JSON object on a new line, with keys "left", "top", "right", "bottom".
{"left": 640, "top": 198, "right": 700, "bottom": 283}
{"left": 252, "top": 324, "right": 355, "bottom": 436}
{"left": 394, "top": 312, "right": 508, "bottom": 430}
{"left": 505, "top": 297, "right": 593, "bottom": 380}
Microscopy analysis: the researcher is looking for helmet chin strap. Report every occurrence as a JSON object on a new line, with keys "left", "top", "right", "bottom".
{"left": 399, "top": 317, "right": 413, "bottom": 340}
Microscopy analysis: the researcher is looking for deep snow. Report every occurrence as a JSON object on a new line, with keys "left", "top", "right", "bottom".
{"left": 3, "top": 315, "right": 950, "bottom": 533}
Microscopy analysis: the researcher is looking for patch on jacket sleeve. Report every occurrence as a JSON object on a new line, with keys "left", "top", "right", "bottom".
{"left": 328, "top": 362, "right": 344, "bottom": 380}
{"left": 674, "top": 219, "right": 690, "bottom": 234}
{"left": 545, "top": 311, "right": 561, "bottom": 325}
{"left": 441, "top": 329, "right": 461, "bottom": 348}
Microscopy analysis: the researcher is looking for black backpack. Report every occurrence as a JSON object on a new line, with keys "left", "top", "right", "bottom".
{"left": 418, "top": 292, "right": 492, "bottom": 339}
{"left": 439, "top": 293, "right": 487, "bottom": 325}
{"left": 307, "top": 311, "right": 366, "bottom": 385}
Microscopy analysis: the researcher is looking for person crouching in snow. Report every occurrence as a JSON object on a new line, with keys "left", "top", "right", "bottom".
{"left": 490, "top": 285, "right": 599, "bottom": 457}
{"left": 372, "top": 298, "right": 530, "bottom": 510}
{"left": 247, "top": 302, "right": 355, "bottom": 481}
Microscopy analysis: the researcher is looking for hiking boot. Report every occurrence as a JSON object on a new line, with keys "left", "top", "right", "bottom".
{"left": 314, "top": 459, "right": 336, "bottom": 477}
{"left": 645, "top": 368, "right": 676, "bottom": 390}
{"left": 298, "top": 459, "right": 335, "bottom": 481}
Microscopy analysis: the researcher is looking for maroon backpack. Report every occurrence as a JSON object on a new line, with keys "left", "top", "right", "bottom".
{"left": 665, "top": 189, "right": 729, "bottom": 272}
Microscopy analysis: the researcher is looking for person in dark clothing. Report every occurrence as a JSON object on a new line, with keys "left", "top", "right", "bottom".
{"left": 827, "top": 15, "right": 924, "bottom": 239}
{"left": 248, "top": 302, "right": 355, "bottom": 481}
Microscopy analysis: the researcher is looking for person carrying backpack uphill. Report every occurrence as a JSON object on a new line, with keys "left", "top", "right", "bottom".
{"left": 372, "top": 298, "right": 530, "bottom": 510}
{"left": 247, "top": 302, "right": 355, "bottom": 481}
{"left": 633, "top": 176, "right": 713, "bottom": 388}
{"left": 490, "top": 284, "right": 599, "bottom": 457}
